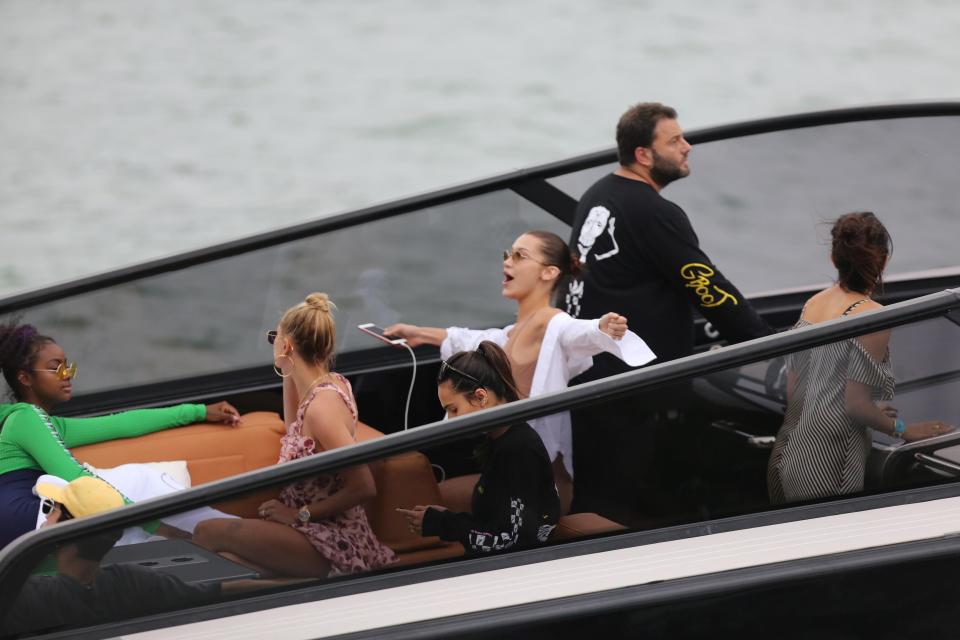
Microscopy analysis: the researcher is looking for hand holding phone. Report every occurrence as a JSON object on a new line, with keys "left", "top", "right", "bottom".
{"left": 358, "top": 323, "right": 407, "bottom": 346}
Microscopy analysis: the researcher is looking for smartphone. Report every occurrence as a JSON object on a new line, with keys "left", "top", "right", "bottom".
{"left": 357, "top": 323, "right": 407, "bottom": 345}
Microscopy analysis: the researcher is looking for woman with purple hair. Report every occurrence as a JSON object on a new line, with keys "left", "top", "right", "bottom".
{"left": 0, "top": 322, "right": 241, "bottom": 548}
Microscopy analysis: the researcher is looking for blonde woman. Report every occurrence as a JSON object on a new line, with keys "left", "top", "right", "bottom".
{"left": 194, "top": 293, "right": 395, "bottom": 577}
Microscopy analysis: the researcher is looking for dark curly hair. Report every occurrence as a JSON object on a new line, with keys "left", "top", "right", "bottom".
{"left": 0, "top": 321, "right": 55, "bottom": 401}
{"left": 830, "top": 212, "right": 892, "bottom": 295}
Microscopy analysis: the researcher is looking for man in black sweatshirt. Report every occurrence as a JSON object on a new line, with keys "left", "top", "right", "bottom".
{"left": 565, "top": 102, "right": 772, "bottom": 520}
{"left": 565, "top": 102, "right": 770, "bottom": 363}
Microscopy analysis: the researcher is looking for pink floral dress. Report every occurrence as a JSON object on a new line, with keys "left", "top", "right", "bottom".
{"left": 278, "top": 373, "right": 396, "bottom": 576}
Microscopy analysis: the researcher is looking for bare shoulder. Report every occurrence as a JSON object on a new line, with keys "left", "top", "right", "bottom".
{"left": 302, "top": 386, "right": 354, "bottom": 439}
{"left": 798, "top": 289, "right": 831, "bottom": 322}
{"left": 803, "top": 288, "right": 833, "bottom": 309}
{"left": 802, "top": 288, "right": 881, "bottom": 323}
{"left": 844, "top": 299, "right": 883, "bottom": 317}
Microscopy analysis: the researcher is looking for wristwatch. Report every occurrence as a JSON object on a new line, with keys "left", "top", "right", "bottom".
{"left": 298, "top": 505, "right": 312, "bottom": 524}
{"left": 893, "top": 418, "right": 906, "bottom": 436}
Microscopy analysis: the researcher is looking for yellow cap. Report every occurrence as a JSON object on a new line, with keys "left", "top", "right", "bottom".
{"left": 36, "top": 476, "right": 124, "bottom": 518}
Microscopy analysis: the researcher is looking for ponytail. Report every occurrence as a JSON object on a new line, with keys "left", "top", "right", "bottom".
{"left": 439, "top": 341, "right": 521, "bottom": 403}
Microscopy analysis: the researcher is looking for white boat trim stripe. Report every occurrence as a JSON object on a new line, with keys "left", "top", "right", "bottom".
{"left": 121, "top": 495, "right": 960, "bottom": 640}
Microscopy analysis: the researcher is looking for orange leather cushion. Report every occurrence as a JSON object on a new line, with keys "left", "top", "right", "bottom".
{"left": 438, "top": 473, "right": 480, "bottom": 514}
{"left": 69, "top": 411, "right": 463, "bottom": 561}
{"left": 390, "top": 541, "right": 464, "bottom": 567}
{"left": 364, "top": 451, "right": 449, "bottom": 553}
{"left": 354, "top": 423, "right": 462, "bottom": 557}
{"left": 72, "top": 411, "right": 284, "bottom": 474}
{"left": 551, "top": 512, "right": 626, "bottom": 541}
{"left": 72, "top": 411, "right": 287, "bottom": 518}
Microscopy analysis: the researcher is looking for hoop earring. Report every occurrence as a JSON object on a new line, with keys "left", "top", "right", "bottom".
{"left": 273, "top": 354, "right": 295, "bottom": 378}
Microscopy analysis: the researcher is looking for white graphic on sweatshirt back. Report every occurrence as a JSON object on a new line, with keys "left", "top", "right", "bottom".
{"left": 568, "top": 205, "right": 620, "bottom": 318}
{"left": 577, "top": 206, "right": 619, "bottom": 261}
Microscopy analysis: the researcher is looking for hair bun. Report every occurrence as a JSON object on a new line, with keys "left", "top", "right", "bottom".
{"left": 829, "top": 211, "right": 891, "bottom": 295}
{"left": 0, "top": 323, "right": 37, "bottom": 365}
{"left": 304, "top": 292, "right": 335, "bottom": 313}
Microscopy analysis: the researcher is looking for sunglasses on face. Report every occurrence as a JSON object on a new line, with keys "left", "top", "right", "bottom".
{"left": 34, "top": 362, "right": 78, "bottom": 380}
{"left": 438, "top": 360, "right": 483, "bottom": 386}
{"left": 40, "top": 498, "right": 56, "bottom": 516}
{"left": 266, "top": 330, "right": 278, "bottom": 345}
{"left": 502, "top": 249, "right": 554, "bottom": 267}
{"left": 503, "top": 249, "right": 543, "bottom": 264}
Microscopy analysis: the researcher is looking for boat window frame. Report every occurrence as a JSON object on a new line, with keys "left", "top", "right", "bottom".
{"left": 1, "top": 103, "right": 958, "bottom": 318}
{"left": 2, "top": 288, "right": 957, "bottom": 559}
{"left": 0, "top": 289, "right": 960, "bottom": 637}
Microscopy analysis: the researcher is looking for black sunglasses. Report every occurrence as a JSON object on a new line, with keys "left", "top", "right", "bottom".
{"left": 266, "top": 330, "right": 277, "bottom": 345}
{"left": 438, "top": 360, "right": 483, "bottom": 386}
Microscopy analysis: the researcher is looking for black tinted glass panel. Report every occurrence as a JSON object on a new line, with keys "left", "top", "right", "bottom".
{"left": 549, "top": 116, "right": 960, "bottom": 294}
{"left": 21, "top": 191, "right": 567, "bottom": 393}
{"left": 3, "top": 308, "right": 959, "bottom": 637}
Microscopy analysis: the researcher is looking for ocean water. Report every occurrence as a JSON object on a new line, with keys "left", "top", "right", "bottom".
{"left": 2, "top": 0, "right": 960, "bottom": 298}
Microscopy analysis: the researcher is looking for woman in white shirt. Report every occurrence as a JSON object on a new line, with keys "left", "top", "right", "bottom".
{"left": 385, "top": 230, "right": 654, "bottom": 514}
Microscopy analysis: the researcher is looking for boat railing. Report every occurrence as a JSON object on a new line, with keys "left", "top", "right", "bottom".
{"left": 0, "top": 102, "right": 957, "bottom": 316}
{"left": 1, "top": 287, "right": 957, "bottom": 577}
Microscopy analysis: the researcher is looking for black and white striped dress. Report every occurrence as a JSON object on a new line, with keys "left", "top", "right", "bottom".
{"left": 767, "top": 301, "right": 895, "bottom": 504}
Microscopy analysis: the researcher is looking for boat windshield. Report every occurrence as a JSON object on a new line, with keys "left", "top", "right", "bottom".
{"left": 550, "top": 115, "right": 960, "bottom": 294}
{"left": 1, "top": 293, "right": 958, "bottom": 638}
{"left": 5, "top": 110, "right": 960, "bottom": 397}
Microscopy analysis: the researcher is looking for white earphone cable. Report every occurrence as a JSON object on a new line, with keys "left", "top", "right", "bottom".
{"left": 398, "top": 341, "right": 417, "bottom": 430}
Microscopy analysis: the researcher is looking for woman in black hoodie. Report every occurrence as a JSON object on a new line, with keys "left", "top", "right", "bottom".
{"left": 398, "top": 341, "right": 560, "bottom": 553}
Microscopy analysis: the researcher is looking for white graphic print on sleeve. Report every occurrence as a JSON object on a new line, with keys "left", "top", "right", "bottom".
{"left": 536, "top": 523, "right": 556, "bottom": 542}
{"left": 565, "top": 278, "right": 584, "bottom": 318}
{"left": 577, "top": 206, "right": 619, "bottom": 262}
{"left": 30, "top": 406, "right": 126, "bottom": 497}
{"left": 467, "top": 497, "right": 524, "bottom": 553}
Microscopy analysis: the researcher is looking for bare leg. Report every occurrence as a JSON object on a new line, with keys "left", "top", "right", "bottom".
{"left": 193, "top": 518, "right": 331, "bottom": 578}
{"left": 553, "top": 455, "right": 573, "bottom": 516}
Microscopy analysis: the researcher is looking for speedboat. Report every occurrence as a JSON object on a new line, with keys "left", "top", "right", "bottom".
{"left": 1, "top": 102, "right": 960, "bottom": 639}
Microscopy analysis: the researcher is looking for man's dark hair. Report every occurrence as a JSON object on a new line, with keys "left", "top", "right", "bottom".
{"left": 616, "top": 102, "right": 678, "bottom": 166}
{"left": 54, "top": 507, "right": 122, "bottom": 561}
{"left": 72, "top": 530, "right": 123, "bottom": 562}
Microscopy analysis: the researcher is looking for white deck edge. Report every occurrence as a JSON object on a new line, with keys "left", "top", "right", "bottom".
{"left": 121, "top": 495, "right": 960, "bottom": 640}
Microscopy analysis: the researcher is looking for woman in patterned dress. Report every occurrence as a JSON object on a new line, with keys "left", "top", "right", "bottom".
{"left": 194, "top": 293, "right": 395, "bottom": 577}
{"left": 767, "top": 212, "right": 952, "bottom": 504}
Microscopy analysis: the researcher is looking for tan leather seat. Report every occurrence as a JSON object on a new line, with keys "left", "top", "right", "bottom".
{"left": 356, "top": 426, "right": 465, "bottom": 564}
{"left": 72, "top": 411, "right": 285, "bottom": 517}
{"left": 551, "top": 512, "right": 626, "bottom": 540}
{"left": 438, "top": 473, "right": 480, "bottom": 514}
{"left": 73, "top": 413, "right": 464, "bottom": 565}
{"left": 70, "top": 412, "right": 618, "bottom": 567}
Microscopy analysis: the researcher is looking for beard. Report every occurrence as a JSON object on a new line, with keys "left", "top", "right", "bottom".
{"left": 649, "top": 150, "right": 690, "bottom": 189}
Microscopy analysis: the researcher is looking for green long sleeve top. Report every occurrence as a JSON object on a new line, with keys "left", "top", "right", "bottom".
{"left": 0, "top": 403, "right": 206, "bottom": 479}
{"left": 0, "top": 402, "right": 205, "bottom": 548}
